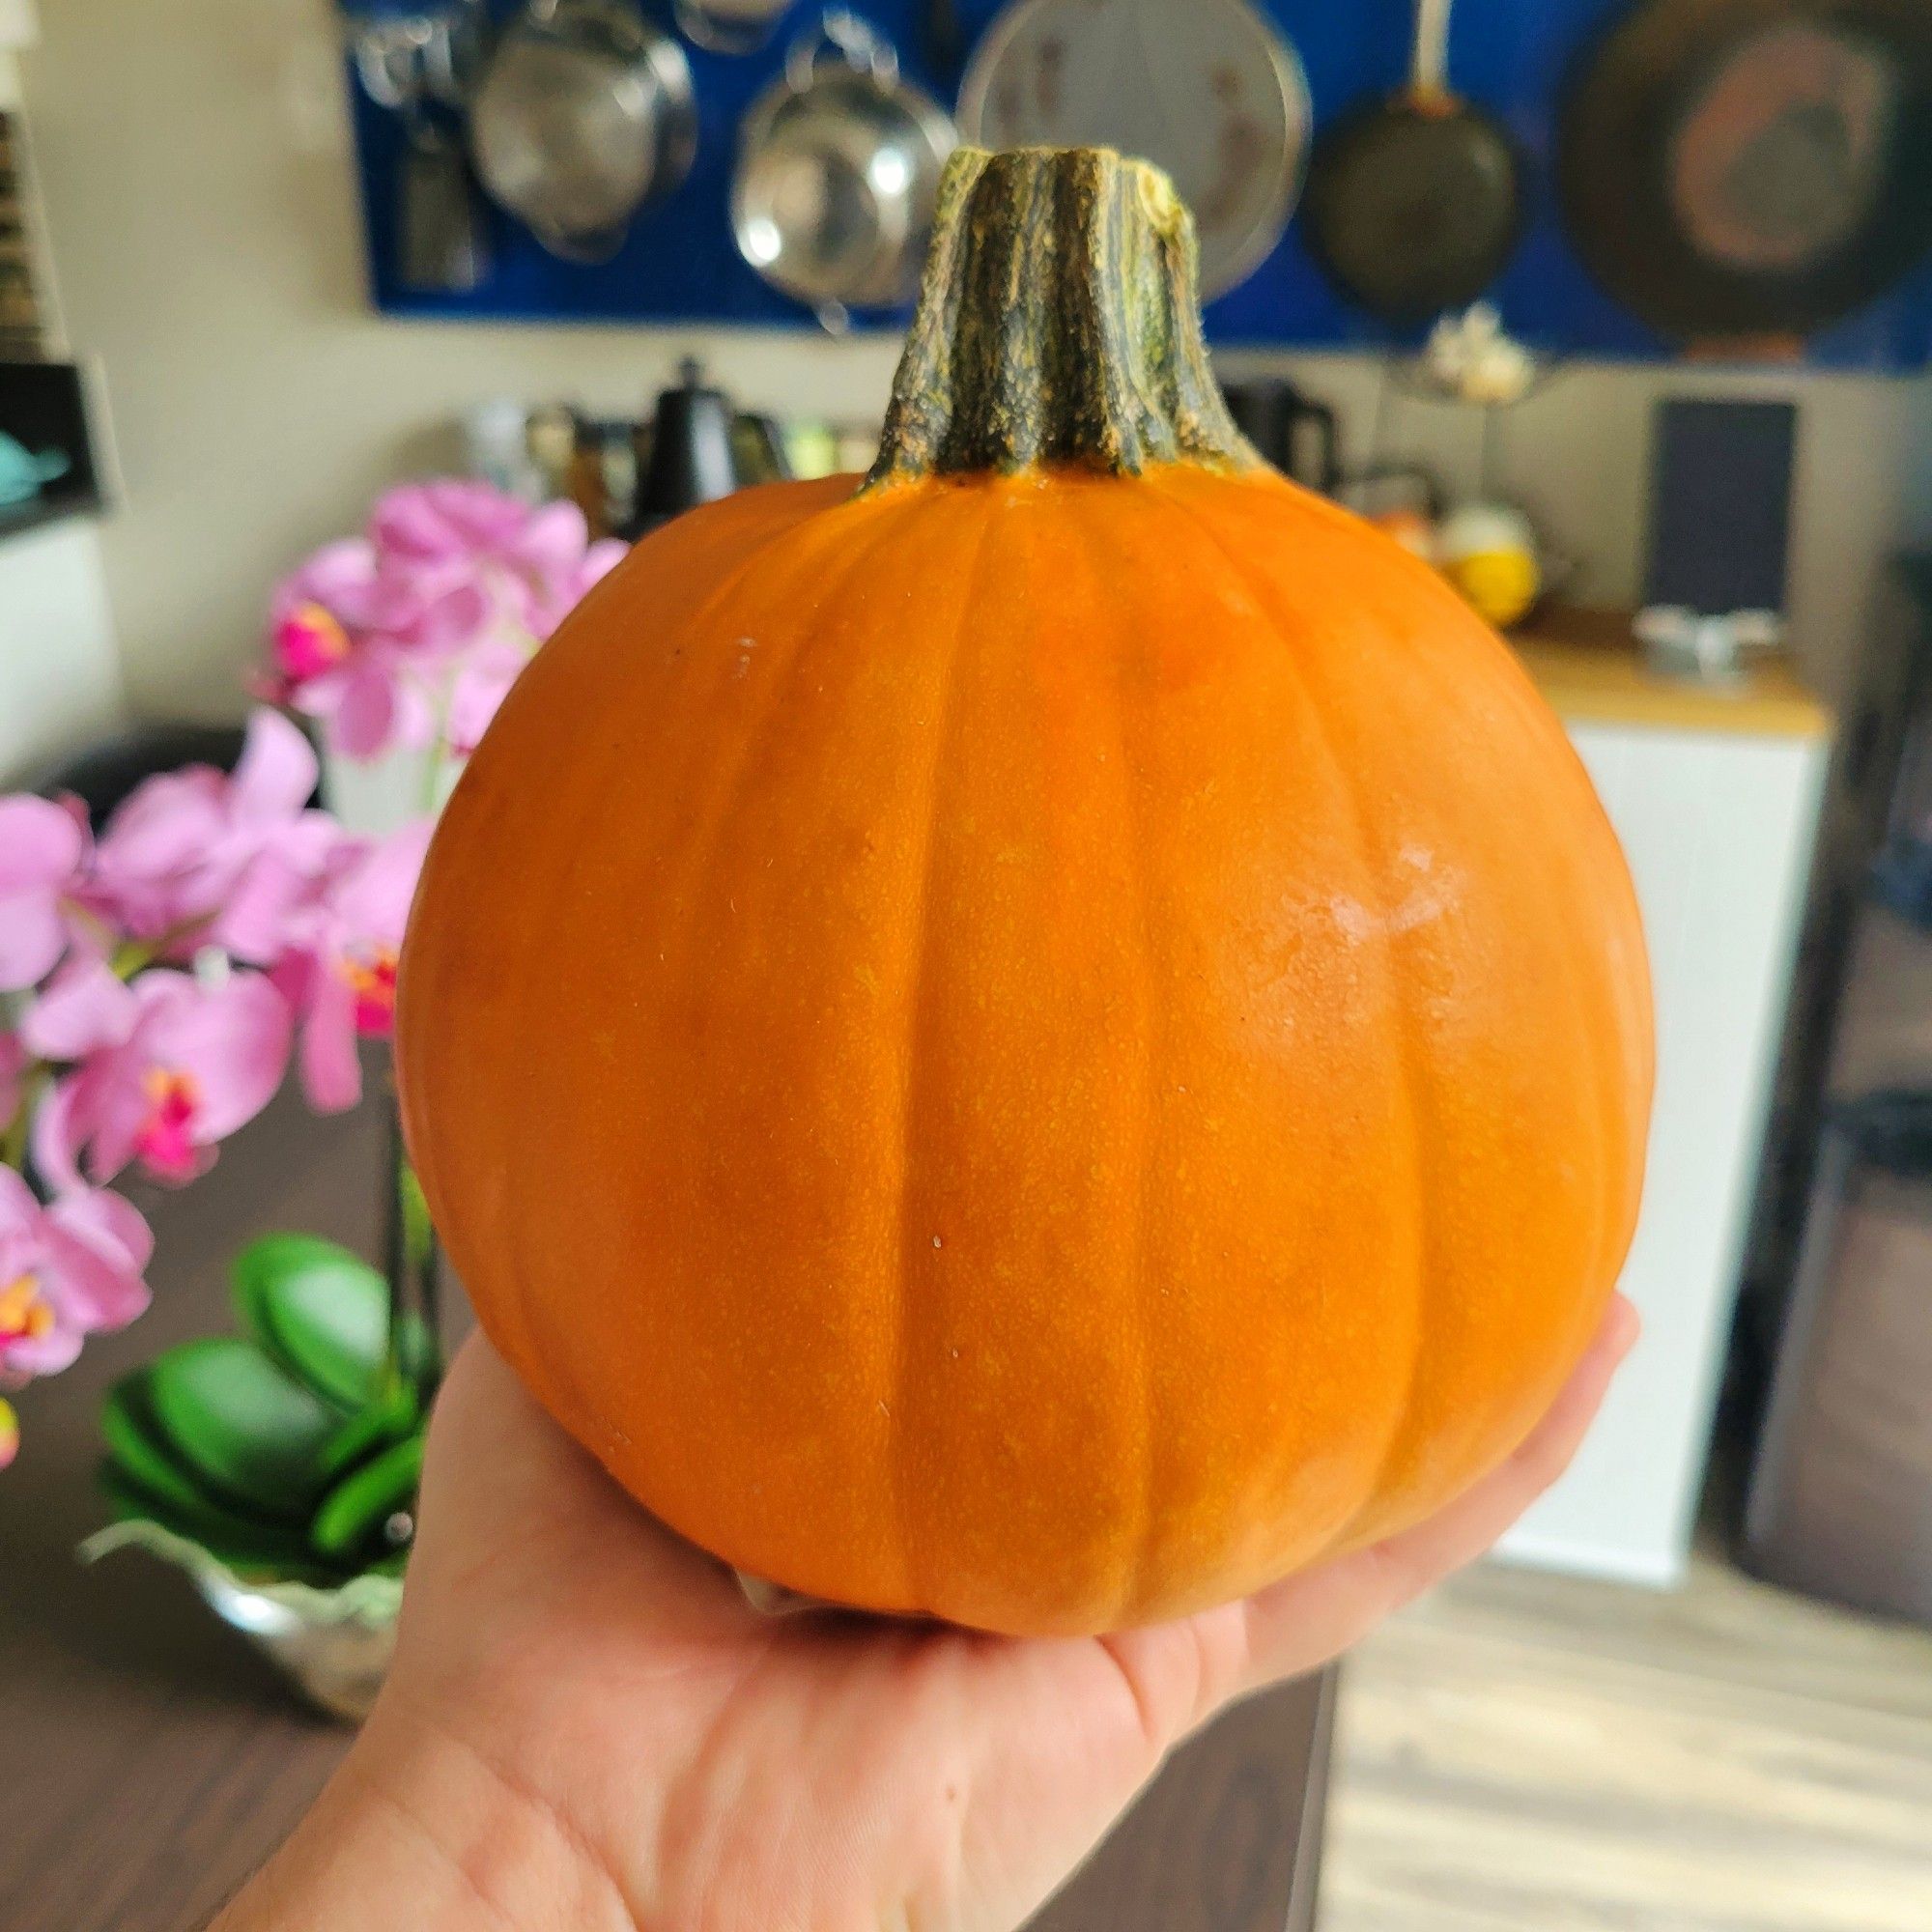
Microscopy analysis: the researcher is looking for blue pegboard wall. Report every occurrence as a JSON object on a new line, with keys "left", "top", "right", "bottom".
{"left": 341, "top": 0, "right": 1932, "bottom": 368}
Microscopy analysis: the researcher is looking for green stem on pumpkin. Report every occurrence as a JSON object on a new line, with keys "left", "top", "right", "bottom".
{"left": 863, "top": 146, "right": 1262, "bottom": 492}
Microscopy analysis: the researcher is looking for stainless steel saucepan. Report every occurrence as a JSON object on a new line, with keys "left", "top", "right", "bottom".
{"left": 731, "top": 11, "right": 956, "bottom": 331}
{"left": 470, "top": 0, "right": 696, "bottom": 264}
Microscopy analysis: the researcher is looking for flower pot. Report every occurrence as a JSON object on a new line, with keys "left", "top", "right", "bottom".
{"left": 84, "top": 1520, "right": 404, "bottom": 1724}
{"left": 194, "top": 1565, "right": 400, "bottom": 1722}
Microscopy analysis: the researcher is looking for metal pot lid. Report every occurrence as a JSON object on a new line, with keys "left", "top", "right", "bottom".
{"left": 956, "top": 0, "right": 1310, "bottom": 299}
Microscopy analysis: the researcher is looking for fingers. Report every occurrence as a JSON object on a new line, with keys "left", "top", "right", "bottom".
{"left": 1233, "top": 1293, "right": 1639, "bottom": 1693}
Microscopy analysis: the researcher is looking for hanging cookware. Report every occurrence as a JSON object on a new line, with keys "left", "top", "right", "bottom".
{"left": 352, "top": 9, "right": 494, "bottom": 294}
{"left": 469, "top": 0, "right": 696, "bottom": 265}
{"left": 673, "top": 0, "right": 797, "bottom": 56}
{"left": 1557, "top": 0, "right": 1932, "bottom": 347}
{"left": 398, "top": 112, "right": 493, "bottom": 292}
{"left": 731, "top": 11, "right": 955, "bottom": 330}
{"left": 1302, "top": 0, "right": 1521, "bottom": 326}
{"left": 955, "top": 0, "right": 1309, "bottom": 300}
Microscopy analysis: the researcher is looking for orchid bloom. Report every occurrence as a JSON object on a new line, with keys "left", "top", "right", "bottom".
{"left": 268, "top": 535, "right": 489, "bottom": 759}
{"left": 84, "top": 709, "right": 334, "bottom": 961}
{"left": 0, "top": 794, "right": 87, "bottom": 990}
{"left": 369, "top": 481, "right": 617, "bottom": 629}
{"left": 273, "top": 820, "right": 430, "bottom": 1112}
{"left": 26, "top": 960, "right": 293, "bottom": 1189}
{"left": 445, "top": 636, "right": 529, "bottom": 757}
{"left": 442, "top": 519, "right": 622, "bottom": 753}
{"left": 0, "top": 1164, "right": 152, "bottom": 1384}
{"left": 271, "top": 481, "right": 624, "bottom": 763}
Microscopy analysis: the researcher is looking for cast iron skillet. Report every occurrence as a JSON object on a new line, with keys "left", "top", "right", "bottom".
{"left": 1557, "top": 0, "right": 1932, "bottom": 346}
{"left": 1302, "top": 0, "right": 1522, "bottom": 326}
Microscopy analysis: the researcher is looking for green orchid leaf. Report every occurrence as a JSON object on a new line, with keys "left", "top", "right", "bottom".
{"left": 317, "top": 1381, "right": 422, "bottom": 1484}
{"left": 101, "top": 1373, "right": 243, "bottom": 1523}
{"left": 232, "top": 1235, "right": 390, "bottom": 1409}
{"left": 98, "top": 1463, "right": 327, "bottom": 1580}
{"left": 394, "top": 1311, "right": 441, "bottom": 1387}
{"left": 145, "top": 1337, "right": 344, "bottom": 1516}
{"left": 85, "top": 1491, "right": 374, "bottom": 1593}
{"left": 311, "top": 1434, "right": 424, "bottom": 1562}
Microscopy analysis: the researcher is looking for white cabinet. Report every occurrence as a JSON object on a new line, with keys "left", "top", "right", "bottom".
{"left": 1495, "top": 720, "right": 1829, "bottom": 1586}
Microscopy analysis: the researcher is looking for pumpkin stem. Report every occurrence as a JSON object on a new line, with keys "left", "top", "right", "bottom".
{"left": 862, "top": 147, "right": 1263, "bottom": 490}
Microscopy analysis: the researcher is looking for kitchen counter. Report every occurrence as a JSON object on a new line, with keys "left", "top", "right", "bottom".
{"left": 1513, "top": 607, "right": 1833, "bottom": 740}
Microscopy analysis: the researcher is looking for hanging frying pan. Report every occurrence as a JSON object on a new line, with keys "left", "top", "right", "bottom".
{"left": 1301, "top": 0, "right": 1522, "bottom": 326}
{"left": 1557, "top": 0, "right": 1932, "bottom": 349}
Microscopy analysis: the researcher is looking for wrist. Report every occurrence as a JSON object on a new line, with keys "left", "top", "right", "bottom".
{"left": 213, "top": 1690, "right": 637, "bottom": 1932}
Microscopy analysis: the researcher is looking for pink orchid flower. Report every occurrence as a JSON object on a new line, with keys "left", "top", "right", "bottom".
{"left": 0, "top": 794, "right": 88, "bottom": 990}
{"left": 0, "top": 1165, "right": 152, "bottom": 1383}
{"left": 84, "top": 709, "right": 334, "bottom": 960}
{"left": 268, "top": 482, "right": 626, "bottom": 762}
{"left": 369, "top": 478, "right": 538, "bottom": 564}
{"left": 268, "top": 535, "right": 488, "bottom": 759}
{"left": 445, "top": 636, "right": 530, "bottom": 756}
{"left": 272, "top": 820, "right": 430, "bottom": 1112}
{"left": 440, "top": 522, "right": 623, "bottom": 753}
{"left": 371, "top": 482, "right": 623, "bottom": 638}
{"left": 27, "top": 961, "right": 293, "bottom": 1189}
{"left": 526, "top": 522, "right": 626, "bottom": 639}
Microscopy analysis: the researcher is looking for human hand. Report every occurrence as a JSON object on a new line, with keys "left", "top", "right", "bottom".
{"left": 218, "top": 1295, "right": 1636, "bottom": 1932}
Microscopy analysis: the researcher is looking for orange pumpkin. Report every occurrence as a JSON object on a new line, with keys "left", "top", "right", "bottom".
{"left": 398, "top": 148, "right": 1653, "bottom": 1636}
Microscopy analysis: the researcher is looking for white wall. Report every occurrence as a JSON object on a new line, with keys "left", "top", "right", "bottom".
{"left": 0, "top": 517, "right": 123, "bottom": 781}
{"left": 1221, "top": 353, "right": 1918, "bottom": 711}
{"left": 0, "top": 23, "right": 125, "bottom": 781}
{"left": 17, "top": 0, "right": 1923, "bottom": 721}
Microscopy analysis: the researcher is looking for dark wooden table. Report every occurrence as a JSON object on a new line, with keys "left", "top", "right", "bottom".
{"left": 0, "top": 1085, "right": 1332, "bottom": 1931}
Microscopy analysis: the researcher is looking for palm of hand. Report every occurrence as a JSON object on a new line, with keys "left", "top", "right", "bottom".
{"left": 381, "top": 1307, "right": 1633, "bottom": 1932}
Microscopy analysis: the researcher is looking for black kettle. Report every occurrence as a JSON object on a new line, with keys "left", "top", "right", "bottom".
{"left": 1220, "top": 378, "right": 1341, "bottom": 496}
{"left": 630, "top": 359, "right": 792, "bottom": 534}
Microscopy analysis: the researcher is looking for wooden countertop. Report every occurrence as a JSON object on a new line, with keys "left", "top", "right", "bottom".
{"left": 1510, "top": 608, "right": 1833, "bottom": 741}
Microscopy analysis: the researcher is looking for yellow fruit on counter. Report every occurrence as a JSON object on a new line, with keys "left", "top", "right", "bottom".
{"left": 1437, "top": 502, "right": 1541, "bottom": 628}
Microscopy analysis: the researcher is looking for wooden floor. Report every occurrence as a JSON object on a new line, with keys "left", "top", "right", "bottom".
{"left": 1323, "top": 1549, "right": 1932, "bottom": 1932}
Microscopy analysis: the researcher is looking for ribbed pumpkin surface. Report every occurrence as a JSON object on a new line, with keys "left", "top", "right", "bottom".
{"left": 397, "top": 457, "right": 1652, "bottom": 1634}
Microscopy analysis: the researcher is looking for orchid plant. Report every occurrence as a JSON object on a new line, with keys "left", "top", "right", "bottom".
{"left": 266, "top": 479, "right": 624, "bottom": 766}
{"left": 0, "top": 479, "right": 621, "bottom": 1474}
